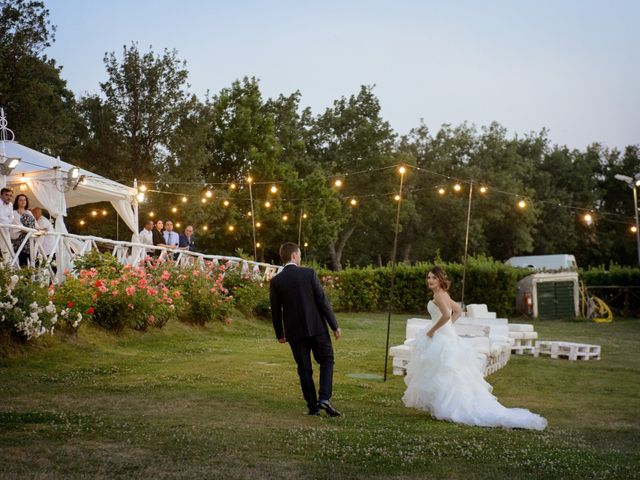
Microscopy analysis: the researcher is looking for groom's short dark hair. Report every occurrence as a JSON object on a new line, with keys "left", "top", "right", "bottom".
{"left": 279, "top": 242, "right": 299, "bottom": 263}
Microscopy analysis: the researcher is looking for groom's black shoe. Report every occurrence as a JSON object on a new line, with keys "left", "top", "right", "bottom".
{"left": 306, "top": 409, "right": 320, "bottom": 416}
{"left": 318, "top": 400, "right": 342, "bottom": 417}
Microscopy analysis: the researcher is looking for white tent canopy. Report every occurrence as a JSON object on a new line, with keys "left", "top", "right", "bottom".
{"left": 0, "top": 139, "right": 139, "bottom": 235}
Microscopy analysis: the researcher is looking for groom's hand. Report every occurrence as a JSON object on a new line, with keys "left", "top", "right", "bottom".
{"left": 278, "top": 337, "right": 287, "bottom": 343}
{"left": 333, "top": 328, "right": 342, "bottom": 341}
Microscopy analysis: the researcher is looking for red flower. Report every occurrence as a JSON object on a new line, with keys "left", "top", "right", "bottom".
{"left": 87, "top": 307, "right": 95, "bottom": 315}
{"left": 67, "top": 301, "right": 75, "bottom": 308}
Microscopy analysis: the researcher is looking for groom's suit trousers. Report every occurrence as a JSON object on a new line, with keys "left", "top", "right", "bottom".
{"left": 289, "top": 329, "right": 334, "bottom": 410}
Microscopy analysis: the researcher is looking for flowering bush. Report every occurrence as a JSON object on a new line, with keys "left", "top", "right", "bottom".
{"left": 51, "top": 274, "right": 95, "bottom": 333}
{"left": 224, "top": 268, "right": 270, "bottom": 318}
{"left": 0, "top": 264, "right": 58, "bottom": 341}
{"left": 177, "top": 261, "right": 234, "bottom": 325}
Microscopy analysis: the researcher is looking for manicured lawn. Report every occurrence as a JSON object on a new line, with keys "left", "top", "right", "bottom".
{"left": 1, "top": 314, "right": 639, "bottom": 479}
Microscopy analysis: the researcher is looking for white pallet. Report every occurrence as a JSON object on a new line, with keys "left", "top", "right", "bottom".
{"left": 534, "top": 341, "right": 601, "bottom": 361}
{"left": 509, "top": 331, "right": 538, "bottom": 340}
{"left": 508, "top": 323, "right": 534, "bottom": 333}
{"left": 511, "top": 337, "right": 537, "bottom": 355}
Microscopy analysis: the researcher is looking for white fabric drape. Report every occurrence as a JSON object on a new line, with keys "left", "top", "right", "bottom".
{"left": 111, "top": 198, "right": 139, "bottom": 236}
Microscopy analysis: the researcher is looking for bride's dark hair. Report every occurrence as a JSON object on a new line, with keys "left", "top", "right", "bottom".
{"left": 427, "top": 266, "right": 450, "bottom": 291}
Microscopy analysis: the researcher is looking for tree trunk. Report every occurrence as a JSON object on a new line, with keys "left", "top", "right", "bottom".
{"left": 402, "top": 242, "right": 412, "bottom": 263}
{"left": 329, "top": 223, "right": 356, "bottom": 271}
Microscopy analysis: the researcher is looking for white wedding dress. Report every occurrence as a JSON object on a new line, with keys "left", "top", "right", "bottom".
{"left": 402, "top": 301, "right": 547, "bottom": 430}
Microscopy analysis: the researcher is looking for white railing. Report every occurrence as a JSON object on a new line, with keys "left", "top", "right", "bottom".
{"left": 0, "top": 223, "right": 282, "bottom": 283}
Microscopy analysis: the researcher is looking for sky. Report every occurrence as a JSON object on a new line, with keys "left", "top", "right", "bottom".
{"left": 46, "top": 0, "right": 640, "bottom": 150}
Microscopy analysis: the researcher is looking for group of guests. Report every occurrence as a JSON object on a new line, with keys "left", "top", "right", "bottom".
{"left": 137, "top": 219, "right": 196, "bottom": 257}
{"left": 0, "top": 188, "right": 55, "bottom": 266}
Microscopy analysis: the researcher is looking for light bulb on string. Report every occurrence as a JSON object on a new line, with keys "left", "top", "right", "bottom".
{"left": 256, "top": 222, "right": 262, "bottom": 228}
{"left": 453, "top": 183, "right": 462, "bottom": 192}
{"left": 334, "top": 179, "right": 343, "bottom": 188}
{"left": 223, "top": 200, "right": 230, "bottom": 207}
{"left": 79, "top": 220, "right": 85, "bottom": 226}
{"left": 282, "top": 215, "right": 288, "bottom": 221}
{"left": 91, "top": 210, "right": 97, "bottom": 217}
{"left": 139, "top": 185, "right": 147, "bottom": 192}
{"left": 149, "top": 212, "right": 155, "bottom": 218}
{"left": 176, "top": 223, "right": 181, "bottom": 229}
{"left": 228, "top": 225, "right": 235, "bottom": 232}
{"left": 205, "top": 190, "right": 213, "bottom": 198}
{"left": 302, "top": 213, "right": 308, "bottom": 219}
{"left": 270, "top": 185, "right": 278, "bottom": 194}
{"left": 246, "top": 176, "right": 253, "bottom": 184}
{"left": 246, "top": 211, "right": 252, "bottom": 217}
{"left": 102, "top": 210, "right": 108, "bottom": 216}
{"left": 517, "top": 199, "right": 527, "bottom": 209}
{"left": 203, "top": 225, "right": 208, "bottom": 231}
{"left": 256, "top": 242, "right": 261, "bottom": 248}
{"left": 394, "top": 194, "right": 401, "bottom": 202}
{"left": 398, "top": 166, "right": 406, "bottom": 175}
{"left": 632, "top": 226, "right": 638, "bottom": 234}
{"left": 583, "top": 213, "right": 593, "bottom": 225}
{"left": 230, "top": 183, "right": 237, "bottom": 190}
{"left": 350, "top": 198, "right": 357, "bottom": 206}
{"left": 201, "top": 198, "right": 207, "bottom": 204}
{"left": 181, "top": 196, "right": 188, "bottom": 203}
{"left": 479, "top": 186, "right": 488, "bottom": 194}
{"left": 304, "top": 242, "right": 309, "bottom": 248}
{"left": 171, "top": 207, "right": 178, "bottom": 213}
{"left": 264, "top": 201, "right": 271, "bottom": 208}
{"left": 438, "top": 187, "right": 446, "bottom": 195}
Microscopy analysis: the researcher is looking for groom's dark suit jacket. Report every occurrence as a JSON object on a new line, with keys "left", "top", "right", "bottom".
{"left": 270, "top": 265, "right": 339, "bottom": 342}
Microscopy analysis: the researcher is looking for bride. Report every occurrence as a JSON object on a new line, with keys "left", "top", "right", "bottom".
{"left": 402, "top": 266, "right": 547, "bottom": 430}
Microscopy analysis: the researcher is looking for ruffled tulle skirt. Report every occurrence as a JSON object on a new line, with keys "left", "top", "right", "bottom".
{"left": 402, "top": 323, "right": 547, "bottom": 430}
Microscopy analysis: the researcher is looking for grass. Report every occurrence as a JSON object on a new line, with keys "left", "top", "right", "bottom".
{"left": 1, "top": 314, "right": 639, "bottom": 479}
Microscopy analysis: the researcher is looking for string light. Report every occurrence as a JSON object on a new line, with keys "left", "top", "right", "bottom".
{"left": 91, "top": 210, "right": 97, "bottom": 217}
{"left": 334, "top": 179, "right": 343, "bottom": 188}
{"left": 246, "top": 176, "right": 253, "bottom": 184}
{"left": 176, "top": 223, "right": 181, "bottom": 229}
{"left": 583, "top": 213, "right": 593, "bottom": 225}
{"left": 223, "top": 200, "right": 230, "bottom": 207}
{"left": 79, "top": 220, "right": 85, "bottom": 226}
{"left": 302, "top": 213, "right": 308, "bottom": 219}
{"left": 246, "top": 211, "right": 252, "bottom": 217}
{"left": 394, "top": 194, "right": 401, "bottom": 201}
{"left": 102, "top": 210, "right": 108, "bottom": 216}
{"left": 137, "top": 192, "right": 145, "bottom": 202}
{"left": 304, "top": 242, "right": 309, "bottom": 247}
{"left": 256, "top": 222, "right": 262, "bottom": 228}
{"left": 350, "top": 198, "right": 357, "bottom": 206}
{"left": 438, "top": 187, "right": 446, "bottom": 195}
{"left": 517, "top": 200, "right": 527, "bottom": 209}
{"left": 264, "top": 201, "right": 271, "bottom": 208}
{"left": 201, "top": 198, "right": 207, "bottom": 204}
{"left": 149, "top": 212, "right": 155, "bottom": 218}
{"left": 171, "top": 207, "right": 178, "bottom": 213}
{"left": 203, "top": 225, "right": 208, "bottom": 231}
{"left": 230, "top": 183, "right": 237, "bottom": 190}
{"left": 270, "top": 185, "right": 278, "bottom": 194}
{"left": 479, "top": 186, "right": 488, "bottom": 194}
{"left": 139, "top": 185, "right": 147, "bottom": 192}
{"left": 256, "top": 242, "right": 261, "bottom": 248}
{"left": 205, "top": 190, "right": 213, "bottom": 198}
{"left": 182, "top": 196, "right": 188, "bottom": 203}
{"left": 453, "top": 183, "right": 462, "bottom": 192}
{"left": 228, "top": 225, "right": 235, "bottom": 232}
{"left": 398, "top": 166, "right": 406, "bottom": 175}
{"left": 632, "top": 226, "right": 638, "bottom": 233}
{"left": 282, "top": 215, "right": 288, "bottom": 221}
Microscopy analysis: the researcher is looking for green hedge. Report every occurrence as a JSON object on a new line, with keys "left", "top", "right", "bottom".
{"left": 319, "top": 257, "right": 531, "bottom": 316}
{"left": 580, "top": 264, "right": 640, "bottom": 317}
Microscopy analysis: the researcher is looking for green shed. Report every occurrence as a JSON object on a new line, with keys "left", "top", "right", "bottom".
{"left": 516, "top": 272, "right": 579, "bottom": 319}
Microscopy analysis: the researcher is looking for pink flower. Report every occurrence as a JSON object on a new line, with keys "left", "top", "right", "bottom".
{"left": 161, "top": 287, "right": 168, "bottom": 293}
{"left": 149, "top": 315, "right": 155, "bottom": 324}
{"left": 128, "top": 303, "right": 134, "bottom": 309}
{"left": 111, "top": 290, "right": 119, "bottom": 296}
{"left": 225, "top": 318, "right": 232, "bottom": 325}
{"left": 146, "top": 287, "right": 158, "bottom": 296}
{"left": 126, "top": 286, "right": 136, "bottom": 296}
{"left": 192, "top": 270, "right": 200, "bottom": 277}
{"left": 161, "top": 270, "right": 170, "bottom": 281}
{"left": 173, "top": 291, "right": 181, "bottom": 299}
{"left": 98, "top": 285, "right": 108, "bottom": 294}
{"left": 165, "top": 297, "right": 173, "bottom": 305}
{"left": 137, "top": 278, "right": 147, "bottom": 288}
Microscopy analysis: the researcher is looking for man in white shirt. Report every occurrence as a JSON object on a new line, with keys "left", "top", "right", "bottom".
{"left": 31, "top": 207, "right": 56, "bottom": 258}
{"left": 0, "top": 188, "right": 16, "bottom": 262}
{"left": 138, "top": 220, "right": 154, "bottom": 246}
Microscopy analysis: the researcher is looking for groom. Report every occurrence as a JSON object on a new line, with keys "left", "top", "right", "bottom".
{"left": 270, "top": 242, "right": 342, "bottom": 417}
